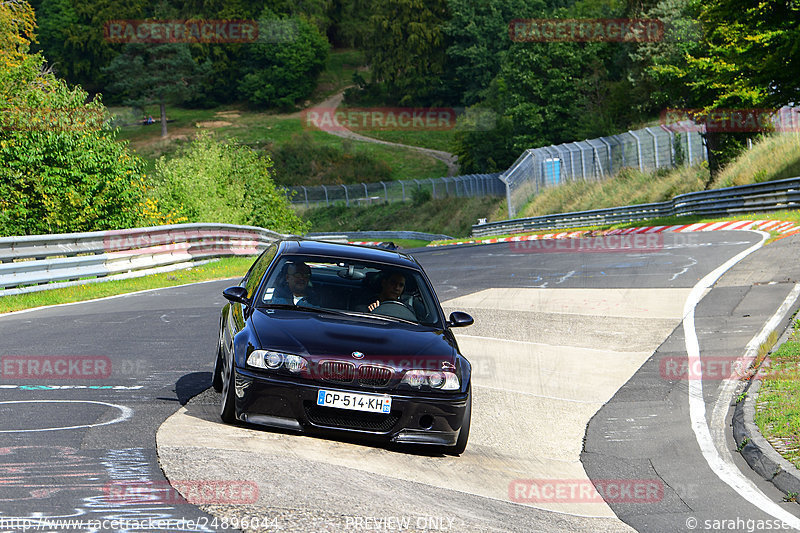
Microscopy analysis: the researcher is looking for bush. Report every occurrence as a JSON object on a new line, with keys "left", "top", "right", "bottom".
{"left": 152, "top": 131, "right": 309, "bottom": 234}
{"left": 269, "top": 133, "right": 392, "bottom": 186}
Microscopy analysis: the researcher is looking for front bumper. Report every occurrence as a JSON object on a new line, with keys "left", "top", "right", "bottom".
{"left": 233, "top": 367, "right": 469, "bottom": 447}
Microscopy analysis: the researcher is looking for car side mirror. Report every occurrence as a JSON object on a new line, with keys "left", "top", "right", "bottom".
{"left": 448, "top": 311, "right": 474, "bottom": 328}
{"left": 223, "top": 286, "right": 251, "bottom": 306}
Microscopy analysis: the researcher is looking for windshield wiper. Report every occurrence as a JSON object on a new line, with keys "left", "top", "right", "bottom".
{"left": 260, "top": 304, "right": 353, "bottom": 318}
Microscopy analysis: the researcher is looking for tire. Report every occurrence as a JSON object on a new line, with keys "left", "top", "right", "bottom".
{"left": 219, "top": 351, "right": 237, "bottom": 423}
{"left": 447, "top": 386, "right": 471, "bottom": 455}
{"left": 211, "top": 326, "right": 224, "bottom": 392}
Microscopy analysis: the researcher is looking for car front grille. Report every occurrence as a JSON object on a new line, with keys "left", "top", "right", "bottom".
{"left": 319, "top": 361, "right": 356, "bottom": 383}
{"left": 357, "top": 365, "right": 393, "bottom": 387}
{"left": 304, "top": 404, "right": 399, "bottom": 433}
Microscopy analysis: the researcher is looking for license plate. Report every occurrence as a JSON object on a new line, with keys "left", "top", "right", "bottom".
{"left": 316, "top": 389, "right": 392, "bottom": 414}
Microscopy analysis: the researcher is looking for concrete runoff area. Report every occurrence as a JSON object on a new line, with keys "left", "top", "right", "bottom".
{"left": 158, "top": 287, "right": 694, "bottom": 530}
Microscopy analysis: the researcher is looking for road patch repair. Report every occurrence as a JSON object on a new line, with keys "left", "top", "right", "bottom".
{"left": 156, "top": 287, "right": 696, "bottom": 531}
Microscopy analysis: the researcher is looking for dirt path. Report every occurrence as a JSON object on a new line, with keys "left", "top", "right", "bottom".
{"left": 310, "top": 91, "right": 460, "bottom": 176}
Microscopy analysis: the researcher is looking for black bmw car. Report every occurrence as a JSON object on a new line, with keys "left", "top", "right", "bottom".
{"left": 212, "top": 239, "right": 475, "bottom": 454}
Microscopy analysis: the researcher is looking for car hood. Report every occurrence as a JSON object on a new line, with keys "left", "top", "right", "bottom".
{"left": 250, "top": 309, "right": 458, "bottom": 365}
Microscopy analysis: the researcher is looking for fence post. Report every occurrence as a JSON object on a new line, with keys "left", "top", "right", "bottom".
{"left": 599, "top": 137, "right": 613, "bottom": 175}
{"left": 661, "top": 125, "right": 675, "bottom": 166}
{"left": 429, "top": 178, "right": 436, "bottom": 198}
{"left": 628, "top": 130, "right": 643, "bottom": 172}
{"left": 380, "top": 181, "right": 388, "bottom": 202}
{"left": 321, "top": 185, "right": 329, "bottom": 206}
{"left": 341, "top": 184, "right": 349, "bottom": 207}
{"left": 363, "top": 182, "right": 368, "bottom": 203}
{"left": 644, "top": 127, "right": 659, "bottom": 168}
{"left": 401, "top": 181, "right": 406, "bottom": 201}
{"left": 301, "top": 186, "right": 308, "bottom": 208}
{"left": 686, "top": 130, "right": 693, "bottom": 165}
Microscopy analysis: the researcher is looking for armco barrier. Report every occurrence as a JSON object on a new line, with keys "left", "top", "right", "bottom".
{"left": 473, "top": 176, "right": 800, "bottom": 237}
{"left": 0, "top": 223, "right": 286, "bottom": 296}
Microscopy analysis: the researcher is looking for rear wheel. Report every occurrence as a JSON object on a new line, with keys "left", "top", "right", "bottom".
{"left": 219, "top": 352, "right": 236, "bottom": 423}
{"left": 447, "top": 387, "right": 471, "bottom": 455}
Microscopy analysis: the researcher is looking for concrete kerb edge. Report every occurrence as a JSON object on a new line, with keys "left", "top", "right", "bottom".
{"left": 733, "top": 314, "right": 800, "bottom": 504}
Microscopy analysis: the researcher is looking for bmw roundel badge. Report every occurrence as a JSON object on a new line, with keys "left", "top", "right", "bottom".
{"left": 352, "top": 351, "right": 365, "bottom": 359}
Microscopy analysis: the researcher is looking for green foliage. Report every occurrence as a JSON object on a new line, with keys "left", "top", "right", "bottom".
{"left": 269, "top": 133, "right": 392, "bottom": 186}
{"left": 361, "top": 0, "right": 450, "bottom": 105}
{"left": 237, "top": 13, "right": 329, "bottom": 109}
{"left": 1, "top": 0, "right": 37, "bottom": 67}
{"left": 411, "top": 185, "right": 431, "bottom": 206}
{"left": 0, "top": 53, "right": 149, "bottom": 236}
{"left": 303, "top": 196, "right": 502, "bottom": 237}
{"left": 31, "top": 0, "right": 151, "bottom": 93}
{"left": 152, "top": 131, "right": 309, "bottom": 234}
{"left": 443, "top": 0, "right": 544, "bottom": 106}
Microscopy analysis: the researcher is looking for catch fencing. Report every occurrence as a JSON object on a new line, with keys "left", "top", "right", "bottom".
{"left": 501, "top": 107, "right": 800, "bottom": 218}
{"left": 284, "top": 173, "right": 504, "bottom": 208}
{"left": 501, "top": 125, "right": 708, "bottom": 218}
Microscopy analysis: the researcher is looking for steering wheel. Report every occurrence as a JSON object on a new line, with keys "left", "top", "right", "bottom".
{"left": 372, "top": 300, "right": 417, "bottom": 321}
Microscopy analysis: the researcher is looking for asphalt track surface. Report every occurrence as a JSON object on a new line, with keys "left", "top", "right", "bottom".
{"left": 1, "top": 231, "right": 799, "bottom": 532}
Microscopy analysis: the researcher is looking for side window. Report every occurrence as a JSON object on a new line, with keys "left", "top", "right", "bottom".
{"left": 244, "top": 244, "right": 277, "bottom": 300}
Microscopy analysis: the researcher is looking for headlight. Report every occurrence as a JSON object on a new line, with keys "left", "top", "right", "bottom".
{"left": 401, "top": 370, "right": 459, "bottom": 390}
{"left": 247, "top": 350, "right": 308, "bottom": 373}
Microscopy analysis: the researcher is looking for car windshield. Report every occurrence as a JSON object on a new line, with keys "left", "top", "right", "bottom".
{"left": 258, "top": 255, "right": 442, "bottom": 327}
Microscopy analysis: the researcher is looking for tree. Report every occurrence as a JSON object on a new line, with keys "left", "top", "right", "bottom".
{"left": 0, "top": 0, "right": 37, "bottom": 68}
{"left": 362, "top": 0, "right": 450, "bottom": 106}
{"left": 237, "top": 12, "right": 329, "bottom": 109}
{"left": 443, "top": 0, "right": 545, "bottom": 106}
{"left": 642, "top": 0, "right": 799, "bottom": 180}
{"left": 103, "top": 42, "right": 211, "bottom": 136}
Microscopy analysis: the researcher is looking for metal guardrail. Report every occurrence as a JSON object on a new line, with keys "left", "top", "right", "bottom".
{"left": 0, "top": 223, "right": 286, "bottom": 296}
{"left": 306, "top": 231, "right": 453, "bottom": 242}
{"left": 472, "top": 176, "right": 800, "bottom": 237}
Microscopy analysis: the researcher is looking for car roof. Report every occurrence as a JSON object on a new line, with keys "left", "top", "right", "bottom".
{"left": 277, "top": 239, "right": 421, "bottom": 269}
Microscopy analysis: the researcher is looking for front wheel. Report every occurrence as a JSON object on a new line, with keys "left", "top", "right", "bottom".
{"left": 447, "top": 387, "right": 471, "bottom": 455}
{"left": 219, "top": 352, "right": 237, "bottom": 423}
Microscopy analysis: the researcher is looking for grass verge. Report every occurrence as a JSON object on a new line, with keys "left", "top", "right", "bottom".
{"left": 754, "top": 318, "right": 800, "bottom": 469}
{"left": 303, "top": 196, "right": 503, "bottom": 238}
{"left": 0, "top": 256, "right": 255, "bottom": 315}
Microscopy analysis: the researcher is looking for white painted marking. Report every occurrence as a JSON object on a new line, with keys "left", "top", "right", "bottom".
{"left": 0, "top": 400, "right": 133, "bottom": 433}
{"left": 670, "top": 256, "right": 698, "bottom": 281}
{"left": 683, "top": 231, "right": 800, "bottom": 528}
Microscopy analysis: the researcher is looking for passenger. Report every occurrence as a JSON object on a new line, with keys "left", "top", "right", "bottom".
{"left": 271, "top": 261, "right": 318, "bottom": 307}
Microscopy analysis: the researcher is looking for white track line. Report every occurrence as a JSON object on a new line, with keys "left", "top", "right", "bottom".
{"left": 682, "top": 230, "right": 800, "bottom": 528}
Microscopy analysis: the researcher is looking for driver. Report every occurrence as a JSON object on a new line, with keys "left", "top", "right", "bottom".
{"left": 368, "top": 271, "right": 406, "bottom": 312}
